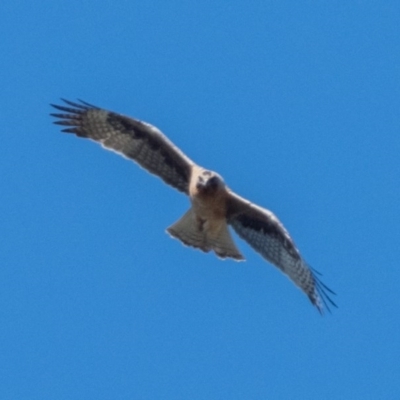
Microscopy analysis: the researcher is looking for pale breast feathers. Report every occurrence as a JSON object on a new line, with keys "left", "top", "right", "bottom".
{"left": 51, "top": 99, "right": 195, "bottom": 193}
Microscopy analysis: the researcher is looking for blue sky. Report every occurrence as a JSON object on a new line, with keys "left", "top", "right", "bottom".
{"left": 1, "top": 1, "right": 400, "bottom": 399}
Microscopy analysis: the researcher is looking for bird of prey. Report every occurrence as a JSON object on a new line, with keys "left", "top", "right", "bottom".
{"left": 51, "top": 99, "right": 336, "bottom": 313}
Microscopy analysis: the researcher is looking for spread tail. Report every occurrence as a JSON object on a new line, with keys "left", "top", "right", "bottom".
{"left": 166, "top": 208, "right": 244, "bottom": 261}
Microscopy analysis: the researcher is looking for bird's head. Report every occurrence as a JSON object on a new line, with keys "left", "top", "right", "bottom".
{"left": 196, "top": 170, "right": 225, "bottom": 195}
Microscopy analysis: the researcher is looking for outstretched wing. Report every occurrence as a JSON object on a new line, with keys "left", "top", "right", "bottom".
{"left": 50, "top": 99, "right": 195, "bottom": 194}
{"left": 227, "top": 191, "right": 336, "bottom": 313}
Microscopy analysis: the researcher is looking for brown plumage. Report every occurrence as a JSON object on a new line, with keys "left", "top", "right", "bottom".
{"left": 51, "top": 99, "right": 336, "bottom": 313}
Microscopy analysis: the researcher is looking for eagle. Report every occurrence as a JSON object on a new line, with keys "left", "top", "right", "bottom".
{"left": 51, "top": 99, "right": 336, "bottom": 313}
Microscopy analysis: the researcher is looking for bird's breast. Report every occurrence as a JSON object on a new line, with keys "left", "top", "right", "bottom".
{"left": 190, "top": 190, "right": 228, "bottom": 221}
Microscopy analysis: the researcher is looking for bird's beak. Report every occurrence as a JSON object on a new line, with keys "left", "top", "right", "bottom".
{"left": 205, "top": 176, "right": 218, "bottom": 189}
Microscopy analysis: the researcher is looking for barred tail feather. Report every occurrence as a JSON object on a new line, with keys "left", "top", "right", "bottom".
{"left": 167, "top": 209, "right": 244, "bottom": 261}
{"left": 167, "top": 208, "right": 209, "bottom": 252}
{"left": 207, "top": 224, "right": 244, "bottom": 260}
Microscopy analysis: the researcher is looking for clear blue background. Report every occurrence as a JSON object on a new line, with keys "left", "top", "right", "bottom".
{"left": 1, "top": 1, "right": 399, "bottom": 399}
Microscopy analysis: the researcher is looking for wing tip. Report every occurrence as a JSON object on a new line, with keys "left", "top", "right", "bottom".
{"left": 50, "top": 98, "right": 99, "bottom": 114}
{"left": 310, "top": 270, "right": 338, "bottom": 315}
{"left": 50, "top": 98, "right": 100, "bottom": 135}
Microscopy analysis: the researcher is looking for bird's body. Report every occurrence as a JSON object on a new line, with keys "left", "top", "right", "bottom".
{"left": 169, "top": 167, "right": 243, "bottom": 260}
{"left": 51, "top": 99, "right": 336, "bottom": 313}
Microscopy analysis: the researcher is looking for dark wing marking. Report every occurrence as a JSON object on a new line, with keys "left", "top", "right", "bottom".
{"left": 227, "top": 191, "right": 336, "bottom": 313}
{"left": 50, "top": 99, "right": 195, "bottom": 194}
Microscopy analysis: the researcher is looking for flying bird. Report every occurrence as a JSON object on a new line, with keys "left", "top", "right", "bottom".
{"left": 51, "top": 99, "right": 336, "bottom": 313}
